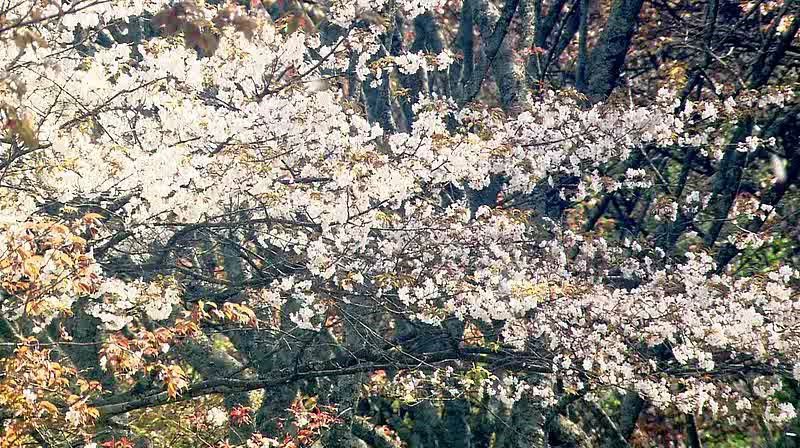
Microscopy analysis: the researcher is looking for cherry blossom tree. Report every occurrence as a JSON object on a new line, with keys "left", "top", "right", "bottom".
{"left": 0, "top": 0, "right": 798, "bottom": 447}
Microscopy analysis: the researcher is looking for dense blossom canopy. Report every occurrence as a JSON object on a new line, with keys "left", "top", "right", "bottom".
{"left": 0, "top": 0, "right": 798, "bottom": 447}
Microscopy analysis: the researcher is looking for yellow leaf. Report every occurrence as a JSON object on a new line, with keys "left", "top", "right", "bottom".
{"left": 39, "top": 401, "right": 58, "bottom": 415}
{"left": 68, "top": 235, "right": 87, "bottom": 248}
{"left": 16, "top": 115, "right": 38, "bottom": 148}
{"left": 167, "top": 382, "right": 178, "bottom": 398}
{"left": 162, "top": 364, "right": 188, "bottom": 398}
{"left": 24, "top": 299, "right": 43, "bottom": 315}
{"left": 82, "top": 213, "right": 104, "bottom": 224}
{"left": 23, "top": 255, "right": 43, "bottom": 279}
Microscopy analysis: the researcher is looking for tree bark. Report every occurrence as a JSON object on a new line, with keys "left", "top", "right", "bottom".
{"left": 582, "top": 0, "right": 645, "bottom": 101}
